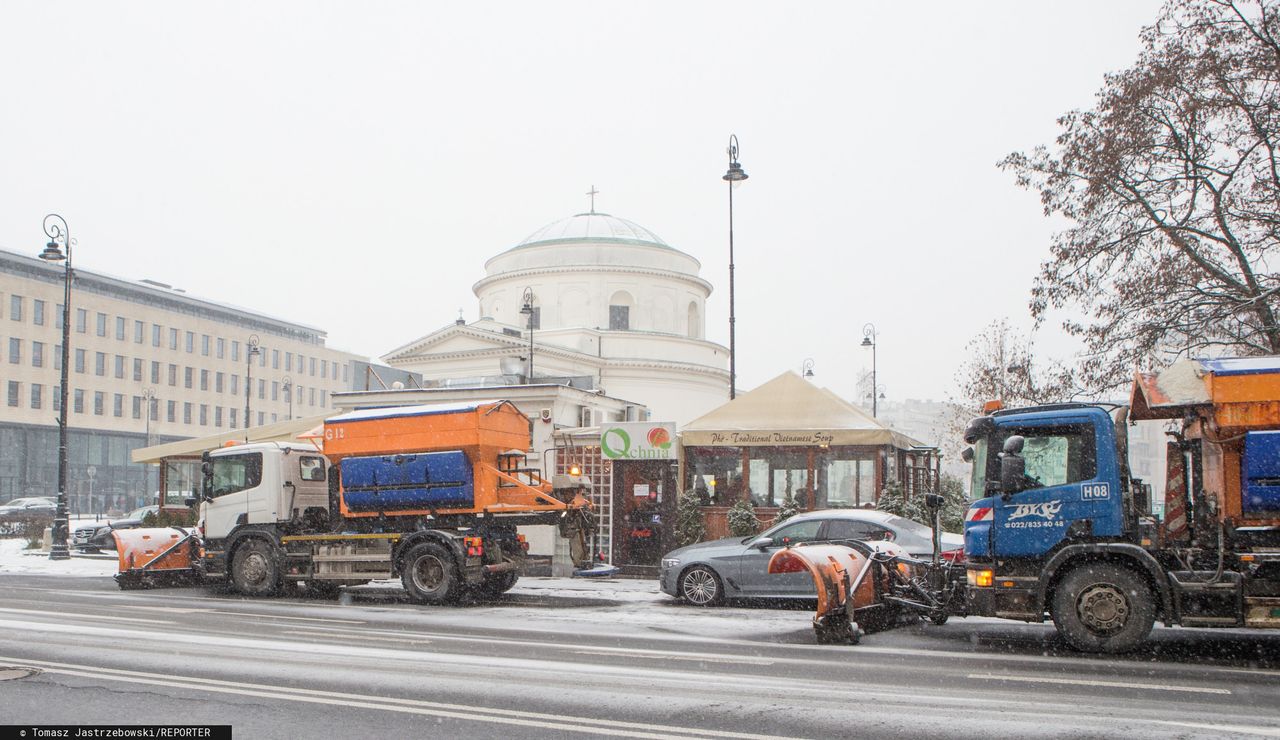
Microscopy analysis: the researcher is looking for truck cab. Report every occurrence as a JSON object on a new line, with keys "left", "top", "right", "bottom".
{"left": 201, "top": 443, "right": 330, "bottom": 542}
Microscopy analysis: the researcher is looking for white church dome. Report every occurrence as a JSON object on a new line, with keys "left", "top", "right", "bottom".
{"left": 517, "top": 212, "right": 668, "bottom": 248}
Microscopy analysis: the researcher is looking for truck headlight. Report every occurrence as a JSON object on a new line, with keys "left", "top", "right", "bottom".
{"left": 661, "top": 558, "right": 680, "bottom": 570}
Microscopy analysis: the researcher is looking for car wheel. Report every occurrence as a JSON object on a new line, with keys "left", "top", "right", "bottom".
{"left": 679, "top": 565, "right": 724, "bottom": 607}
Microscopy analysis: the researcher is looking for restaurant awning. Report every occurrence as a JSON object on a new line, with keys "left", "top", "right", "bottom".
{"left": 131, "top": 413, "right": 330, "bottom": 464}
{"left": 681, "top": 371, "right": 922, "bottom": 448}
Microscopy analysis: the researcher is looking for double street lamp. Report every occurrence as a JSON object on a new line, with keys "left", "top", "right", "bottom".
{"left": 520, "top": 288, "right": 535, "bottom": 382}
{"left": 861, "top": 323, "right": 880, "bottom": 418}
{"left": 282, "top": 376, "right": 293, "bottom": 420}
{"left": 142, "top": 387, "right": 156, "bottom": 502}
{"left": 723, "top": 135, "right": 748, "bottom": 399}
{"left": 38, "top": 214, "right": 75, "bottom": 560}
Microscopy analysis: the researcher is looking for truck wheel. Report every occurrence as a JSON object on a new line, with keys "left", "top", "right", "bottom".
{"left": 230, "top": 539, "right": 280, "bottom": 597}
{"left": 401, "top": 542, "right": 461, "bottom": 605}
{"left": 679, "top": 566, "right": 724, "bottom": 606}
{"left": 475, "top": 571, "right": 519, "bottom": 598}
{"left": 1051, "top": 563, "right": 1155, "bottom": 653}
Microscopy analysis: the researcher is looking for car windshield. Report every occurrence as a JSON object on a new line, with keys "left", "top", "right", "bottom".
{"left": 882, "top": 515, "right": 935, "bottom": 538}
{"left": 124, "top": 506, "right": 154, "bottom": 520}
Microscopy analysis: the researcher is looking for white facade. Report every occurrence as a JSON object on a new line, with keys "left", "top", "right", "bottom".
{"left": 383, "top": 211, "right": 730, "bottom": 425}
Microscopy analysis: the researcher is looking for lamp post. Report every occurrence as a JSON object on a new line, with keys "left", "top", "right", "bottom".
{"left": 520, "top": 288, "right": 535, "bottom": 382}
{"left": 282, "top": 376, "right": 293, "bottom": 420}
{"left": 723, "top": 134, "right": 748, "bottom": 399}
{"left": 38, "top": 214, "right": 74, "bottom": 560}
{"left": 860, "top": 323, "right": 879, "bottom": 418}
{"left": 142, "top": 387, "right": 156, "bottom": 504}
{"left": 802, "top": 358, "right": 815, "bottom": 379}
{"left": 245, "top": 334, "right": 260, "bottom": 436}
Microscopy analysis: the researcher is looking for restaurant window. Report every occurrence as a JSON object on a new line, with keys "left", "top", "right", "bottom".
{"left": 745, "top": 448, "right": 810, "bottom": 508}
{"left": 683, "top": 446, "right": 744, "bottom": 506}
{"left": 822, "top": 456, "right": 876, "bottom": 508}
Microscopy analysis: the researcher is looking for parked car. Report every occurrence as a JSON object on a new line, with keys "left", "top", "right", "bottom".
{"left": 0, "top": 497, "right": 57, "bottom": 522}
{"left": 658, "top": 508, "right": 964, "bottom": 606}
{"left": 72, "top": 505, "right": 188, "bottom": 552}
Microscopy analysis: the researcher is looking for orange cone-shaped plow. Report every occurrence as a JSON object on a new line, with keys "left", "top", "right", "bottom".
{"left": 769, "top": 544, "right": 880, "bottom": 623}
{"left": 114, "top": 527, "right": 199, "bottom": 588}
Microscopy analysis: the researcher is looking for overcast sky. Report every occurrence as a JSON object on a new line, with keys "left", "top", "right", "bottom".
{"left": 0, "top": 1, "right": 1164, "bottom": 405}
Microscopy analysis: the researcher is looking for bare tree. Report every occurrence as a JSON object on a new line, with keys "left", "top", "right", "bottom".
{"left": 1002, "top": 0, "right": 1280, "bottom": 394}
{"left": 939, "top": 319, "right": 1076, "bottom": 457}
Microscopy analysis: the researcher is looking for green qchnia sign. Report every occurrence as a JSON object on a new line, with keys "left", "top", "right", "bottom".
{"left": 600, "top": 422, "right": 677, "bottom": 461}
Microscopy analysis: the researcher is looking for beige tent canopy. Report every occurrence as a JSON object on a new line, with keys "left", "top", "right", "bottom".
{"left": 681, "top": 371, "right": 921, "bottom": 448}
{"left": 131, "top": 413, "right": 329, "bottom": 464}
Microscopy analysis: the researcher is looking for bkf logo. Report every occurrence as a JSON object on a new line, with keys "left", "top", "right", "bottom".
{"left": 1008, "top": 500, "right": 1063, "bottom": 521}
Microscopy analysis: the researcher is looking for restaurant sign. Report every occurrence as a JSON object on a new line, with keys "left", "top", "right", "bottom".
{"left": 707, "top": 431, "right": 836, "bottom": 446}
{"left": 601, "top": 422, "right": 677, "bottom": 461}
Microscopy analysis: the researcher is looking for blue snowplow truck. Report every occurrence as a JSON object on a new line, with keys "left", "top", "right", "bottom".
{"left": 960, "top": 358, "right": 1280, "bottom": 653}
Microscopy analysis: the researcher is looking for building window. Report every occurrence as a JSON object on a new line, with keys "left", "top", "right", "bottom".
{"left": 259, "top": 378, "right": 266, "bottom": 399}
{"left": 152, "top": 324, "right": 162, "bottom": 347}
{"left": 114, "top": 354, "right": 125, "bottom": 379}
{"left": 170, "top": 327, "right": 178, "bottom": 350}
{"left": 32, "top": 341, "right": 43, "bottom": 368}
{"left": 95, "top": 352, "right": 106, "bottom": 376}
{"left": 216, "top": 372, "right": 224, "bottom": 393}
{"left": 185, "top": 331, "right": 194, "bottom": 353}
{"left": 184, "top": 367, "right": 193, "bottom": 389}
{"left": 133, "top": 358, "right": 143, "bottom": 382}
{"left": 56, "top": 304, "right": 64, "bottom": 329}
{"left": 257, "top": 411, "right": 264, "bottom": 426}
{"left": 215, "top": 407, "right": 223, "bottom": 428}
{"left": 229, "top": 408, "right": 237, "bottom": 428}
{"left": 30, "top": 384, "right": 41, "bottom": 410}
{"left": 151, "top": 398, "right": 159, "bottom": 421}
{"left": 230, "top": 375, "right": 239, "bottom": 396}
{"left": 271, "top": 381, "right": 279, "bottom": 401}
{"left": 132, "top": 395, "right": 142, "bottom": 420}
{"left": 151, "top": 361, "right": 161, "bottom": 384}
{"left": 200, "top": 335, "right": 209, "bottom": 356}
{"left": 134, "top": 320, "right": 144, "bottom": 343}
{"left": 33, "top": 300, "right": 45, "bottom": 326}
{"left": 76, "top": 308, "right": 87, "bottom": 333}
{"left": 343, "top": 365, "right": 349, "bottom": 383}
{"left": 54, "top": 344, "right": 61, "bottom": 370}
{"left": 200, "top": 369, "right": 209, "bottom": 391}
{"left": 310, "top": 357, "right": 317, "bottom": 376}
{"left": 199, "top": 404, "right": 208, "bottom": 426}
{"left": 285, "top": 352, "right": 292, "bottom": 372}
{"left": 116, "top": 316, "right": 126, "bottom": 340}
{"left": 231, "top": 341, "right": 240, "bottom": 362}
{"left": 183, "top": 402, "right": 192, "bottom": 424}
{"left": 167, "top": 400, "right": 176, "bottom": 422}
{"left": 9, "top": 295, "right": 21, "bottom": 322}
{"left": 74, "top": 389, "right": 85, "bottom": 414}
{"left": 321, "top": 360, "right": 327, "bottom": 379}
{"left": 309, "top": 387, "right": 316, "bottom": 406}
{"left": 94, "top": 391, "right": 105, "bottom": 415}
{"left": 216, "top": 338, "right": 225, "bottom": 359}
{"left": 96, "top": 312, "right": 107, "bottom": 337}
{"left": 8, "top": 337, "right": 19, "bottom": 364}
{"left": 75, "top": 348, "right": 85, "bottom": 373}
{"left": 168, "top": 363, "right": 177, "bottom": 386}
{"left": 113, "top": 393, "right": 124, "bottom": 418}
{"left": 273, "top": 349, "right": 280, "bottom": 370}
{"left": 7, "top": 381, "right": 18, "bottom": 407}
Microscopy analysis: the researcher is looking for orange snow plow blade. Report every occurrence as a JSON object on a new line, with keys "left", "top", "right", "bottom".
{"left": 114, "top": 527, "right": 201, "bottom": 590}
{"left": 769, "top": 544, "right": 879, "bottom": 623}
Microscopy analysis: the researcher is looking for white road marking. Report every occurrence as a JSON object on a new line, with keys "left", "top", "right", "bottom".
{"left": 0, "top": 606, "right": 174, "bottom": 625}
{"left": 209, "top": 610, "right": 365, "bottom": 624}
{"left": 574, "top": 648, "right": 773, "bottom": 666}
{"left": 289, "top": 629, "right": 431, "bottom": 645}
{"left": 967, "top": 672, "right": 1232, "bottom": 695}
{"left": 6, "top": 655, "right": 790, "bottom": 740}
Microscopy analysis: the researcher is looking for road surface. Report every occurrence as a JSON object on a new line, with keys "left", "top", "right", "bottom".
{"left": 2, "top": 573, "right": 1279, "bottom": 739}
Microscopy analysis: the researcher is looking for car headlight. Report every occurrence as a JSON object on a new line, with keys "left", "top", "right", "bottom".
{"left": 661, "top": 558, "right": 680, "bottom": 570}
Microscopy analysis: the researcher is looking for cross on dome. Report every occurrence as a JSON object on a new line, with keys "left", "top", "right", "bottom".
{"left": 586, "top": 185, "right": 599, "bottom": 214}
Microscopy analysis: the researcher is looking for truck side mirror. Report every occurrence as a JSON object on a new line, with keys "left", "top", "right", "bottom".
{"left": 1000, "top": 451, "right": 1026, "bottom": 495}
{"left": 960, "top": 447, "right": 974, "bottom": 463}
{"left": 924, "top": 493, "right": 944, "bottom": 511}
{"left": 1002, "top": 435, "right": 1025, "bottom": 455}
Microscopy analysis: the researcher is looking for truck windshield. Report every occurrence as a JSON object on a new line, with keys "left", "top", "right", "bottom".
{"left": 969, "top": 439, "right": 989, "bottom": 497}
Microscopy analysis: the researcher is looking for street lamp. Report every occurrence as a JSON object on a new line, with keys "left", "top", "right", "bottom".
{"left": 142, "top": 387, "right": 156, "bottom": 503}
{"left": 520, "top": 288, "right": 535, "bottom": 382}
{"left": 723, "top": 134, "right": 748, "bottom": 399}
{"left": 282, "top": 376, "right": 293, "bottom": 420}
{"left": 245, "top": 334, "right": 260, "bottom": 436}
{"left": 860, "top": 323, "right": 879, "bottom": 418}
{"left": 38, "top": 214, "right": 74, "bottom": 560}
{"left": 802, "top": 358, "right": 815, "bottom": 379}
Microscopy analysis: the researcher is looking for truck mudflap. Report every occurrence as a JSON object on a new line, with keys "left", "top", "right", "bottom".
{"left": 114, "top": 527, "right": 202, "bottom": 590}
{"left": 769, "top": 541, "right": 959, "bottom": 644}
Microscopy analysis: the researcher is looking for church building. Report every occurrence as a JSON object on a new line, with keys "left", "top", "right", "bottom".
{"left": 382, "top": 204, "right": 730, "bottom": 426}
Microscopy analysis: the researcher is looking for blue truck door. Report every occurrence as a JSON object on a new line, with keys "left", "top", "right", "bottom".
{"left": 991, "top": 419, "right": 1115, "bottom": 558}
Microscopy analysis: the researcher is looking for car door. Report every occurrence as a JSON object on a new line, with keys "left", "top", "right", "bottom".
{"left": 735, "top": 519, "right": 825, "bottom": 597}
